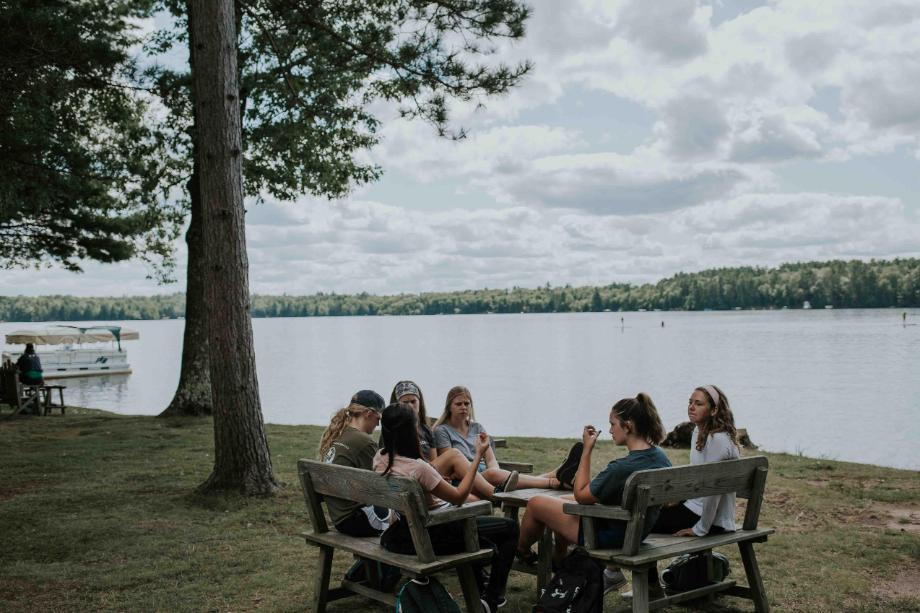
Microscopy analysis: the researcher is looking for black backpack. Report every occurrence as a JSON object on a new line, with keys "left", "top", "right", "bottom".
{"left": 532, "top": 547, "right": 604, "bottom": 613}
{"left": 395, "top": 576, "right": 461, "bottom": 613}
{"left": 661, "top": 551, "right": 730, "bottom": 592}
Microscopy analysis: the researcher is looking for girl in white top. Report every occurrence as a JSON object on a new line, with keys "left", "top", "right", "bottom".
{"left": 654, "top": 384, "right": 741, "bottom": 536}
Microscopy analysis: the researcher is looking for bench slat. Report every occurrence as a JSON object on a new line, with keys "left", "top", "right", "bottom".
{"left": 302, "top": 531, "right": 493, "bottom": 574}
{"left": 583, "top": 528, "right": 774, "bottom": 567}
{"left": 298, "top": 459, "right": 429, "bottom": 518}
{"left": 426, "top": 500, "right": 493, "bottom": 527}
{"left": 649, "top": 579, "right": 736, "bottom": 611}
{"left": 622, "top": 456, "right": 769, "bottom": 508}
{"left": 562, "top": 502, "right": 631, "bottom": 521}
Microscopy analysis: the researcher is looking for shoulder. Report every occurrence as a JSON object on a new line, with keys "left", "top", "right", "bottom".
{"left": 648, "top": 446, "right": 672, "bottom": 467}
{"left": 470, "top": 422, "right": 486, "bottom": 433}
{"left": 708, "top": 431, "right": 739, "bottom": 457}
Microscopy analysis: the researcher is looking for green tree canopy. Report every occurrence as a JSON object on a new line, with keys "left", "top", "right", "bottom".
{"left": 0, "top": 0, "right": 182, "bottom": 274}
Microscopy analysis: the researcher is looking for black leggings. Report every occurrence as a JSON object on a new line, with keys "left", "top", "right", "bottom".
{"left": 653, "top": 503, "right": 726, "bottom": 535}
{"left": 334, "top": 507, "right": 385, "bottom": 537}
{"left": 381, "top": 515, "right": 519, "bottom": 603}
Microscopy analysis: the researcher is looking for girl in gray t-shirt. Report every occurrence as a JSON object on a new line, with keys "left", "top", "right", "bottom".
{"left": 433, "top": 385, "right": 570, "bottom": 491}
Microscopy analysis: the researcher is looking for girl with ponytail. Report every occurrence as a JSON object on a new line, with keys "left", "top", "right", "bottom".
{"left": 515, "top": 393, "right": 671, "bottom": 583}
{"left": 317, "top": 390, "right": 391, "bottom": 537}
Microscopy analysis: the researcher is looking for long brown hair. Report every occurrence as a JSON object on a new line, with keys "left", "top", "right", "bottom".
{"left": 695, "top": 385, "right": 738, "bottom": 451}
{"left": 317, "top": 402, "right": 375, "bottom": 458}
{"left": 611, "top": 393, "right": 666, "bottom": 445}
{"left": 433, "top": 385, "right": 476, "bottom": 429}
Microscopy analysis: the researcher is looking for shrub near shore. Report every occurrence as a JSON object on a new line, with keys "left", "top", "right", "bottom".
{"left": 0, "top": 408, "right": 917, "bottom": 612}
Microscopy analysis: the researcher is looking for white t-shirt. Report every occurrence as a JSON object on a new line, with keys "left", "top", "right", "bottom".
{"left": 682, "top": 429, "right": 740, "bottom": 535}
{"left": 373, "top": 450, "right": 447, "bottom": 509}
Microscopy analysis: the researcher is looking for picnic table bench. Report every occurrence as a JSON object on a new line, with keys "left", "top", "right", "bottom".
{"left": 565, "top": 455, "right": 773, "bottom": 612}
{"left": 298, "top": 459, "right": 495, "bottom": 613}
{"left": 0, "top": 367, "right": 67, "bottom": 418}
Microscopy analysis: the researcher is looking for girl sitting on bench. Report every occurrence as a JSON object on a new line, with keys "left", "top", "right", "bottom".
{"left": 516, "top": 393, "right": 671, "bottom": 591}
{"left": 391, "top": 380, "right": 518, "bottom": 502}
{"left": 433, "top": 385, "right": 572, "bottom": 490}
{"left": 655, "top": 384, "right": 740, "bottom": 537}
{"left": 375, "top": 402, "right": 518, "bottom": 613}
{"left": 317, "top": 390, "right": 391, "bottom": 537}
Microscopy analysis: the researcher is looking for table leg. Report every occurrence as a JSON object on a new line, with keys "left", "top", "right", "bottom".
{"left": 536, "top": 526, "right": 553, "bottom": 597}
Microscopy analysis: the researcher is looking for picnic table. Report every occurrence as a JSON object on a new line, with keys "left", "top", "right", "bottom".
{"left": 493, "top": 486, "right": 570, "bottom": 595}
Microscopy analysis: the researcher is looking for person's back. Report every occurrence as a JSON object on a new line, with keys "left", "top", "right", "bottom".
{"left": 17, "top": 345, "right": 43, "bottom": 385}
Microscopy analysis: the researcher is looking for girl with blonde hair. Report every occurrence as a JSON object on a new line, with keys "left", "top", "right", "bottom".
{"left": 317, "top": 390, "right": 390, "bottom": 537}
{"left": 391, "top": 380, "right": 519, "bottom": 501}
{"left": 434, "top": 385, "right": 571, "bottom": 491}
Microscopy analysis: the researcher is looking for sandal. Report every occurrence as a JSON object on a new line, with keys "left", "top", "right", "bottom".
{"left": 494, "top": 470, "right": 519, "bottom": 495}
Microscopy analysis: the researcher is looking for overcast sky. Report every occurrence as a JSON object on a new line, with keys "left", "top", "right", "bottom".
{"left": 5, "top": 0, "right": 920, "bottom": 297}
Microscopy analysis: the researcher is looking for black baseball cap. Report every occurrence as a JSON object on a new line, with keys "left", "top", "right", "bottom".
{"left": 352, "top": 390, "right": 385, "bottom": 413}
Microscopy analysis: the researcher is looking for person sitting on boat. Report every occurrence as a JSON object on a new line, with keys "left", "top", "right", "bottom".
{"left": 16, "top": 343, "right": 44, "bottom": 386}
{"left": 317, "top": 389, "right": 393, "bottom": 536}
{"left": 433, "top": 385, "right": 573, "bottom": 491}
{"left": 390, "top": 380, "right": 516, "bottom": 501}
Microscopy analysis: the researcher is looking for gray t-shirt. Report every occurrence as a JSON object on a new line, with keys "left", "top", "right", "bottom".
{"left": 433, "top": 421, "right": 493, "bottom": 462}
{"left": 418, "top": 423, "right": 436, "bottom": 459}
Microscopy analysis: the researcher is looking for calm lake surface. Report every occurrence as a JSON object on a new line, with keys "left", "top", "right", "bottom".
{"left": 3, "top": 310, "right": 918, "bottom": 470}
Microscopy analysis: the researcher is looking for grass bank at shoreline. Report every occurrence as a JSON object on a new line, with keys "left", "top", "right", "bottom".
{"left": 1, "top": 408, "right": 918, "bottom": 612}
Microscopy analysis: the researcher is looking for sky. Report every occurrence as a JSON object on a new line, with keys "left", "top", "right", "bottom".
{"left": 4, "top": 0, "right": 920, "bottom": 297}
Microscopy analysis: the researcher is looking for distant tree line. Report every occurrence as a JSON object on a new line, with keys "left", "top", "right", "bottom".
{"left": 2, "top": 258, "right": 918, "bottom": 322}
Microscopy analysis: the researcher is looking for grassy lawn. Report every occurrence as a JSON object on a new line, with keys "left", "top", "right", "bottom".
{"left": 1, "top": 407, "right": 918, "bottom": 612}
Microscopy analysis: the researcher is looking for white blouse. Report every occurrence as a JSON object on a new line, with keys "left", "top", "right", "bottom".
{"left": 682, "top": 430, "right": 740, "bottom": 535}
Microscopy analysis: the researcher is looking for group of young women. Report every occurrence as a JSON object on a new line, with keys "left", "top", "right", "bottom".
{"left": 318, "top": 381, "right": 741, "bottom": 610}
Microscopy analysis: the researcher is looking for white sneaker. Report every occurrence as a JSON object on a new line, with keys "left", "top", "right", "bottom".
{"left": 603, "top": 570, "right": 627, "bottom": 594}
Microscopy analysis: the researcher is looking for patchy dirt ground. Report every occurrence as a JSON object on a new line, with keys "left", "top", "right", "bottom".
{"left": 871, "top": 565, "right": 920, "bottom": 600}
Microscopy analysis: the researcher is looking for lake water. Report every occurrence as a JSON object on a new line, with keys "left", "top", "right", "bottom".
{"left": 3, "top": 310, "right": 918, "bottom": 470}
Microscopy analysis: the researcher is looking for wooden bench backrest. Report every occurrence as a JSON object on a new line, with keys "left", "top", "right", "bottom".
{"left": 617, "top": 456, "right": 769, "bottom": 554}
{"left": 298, "top": 458, "right": 441, "bottom": 562}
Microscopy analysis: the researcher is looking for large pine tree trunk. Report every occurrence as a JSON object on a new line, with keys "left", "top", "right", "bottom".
{"left": 189, "top": 0, "right": 278, "bottom": 495}
{"left": 159, "top": 165, "right": 212, "bottom": 417}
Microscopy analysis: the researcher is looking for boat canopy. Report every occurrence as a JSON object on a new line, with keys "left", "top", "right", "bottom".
{"left": 5, "top": 326, "right": 139, "bottom": 350}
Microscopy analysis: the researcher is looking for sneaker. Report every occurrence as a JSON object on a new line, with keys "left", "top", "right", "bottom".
{"left": 603, "top": 569, "right": 627, "bottom": 594}
{"left": 554, "top": 443, "right": 583, "bottom": 489}
{"left": 494, "top": 470, "right": 519, "bottom": 495}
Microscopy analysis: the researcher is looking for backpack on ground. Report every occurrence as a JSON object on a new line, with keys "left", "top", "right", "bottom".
{"left": 532, "top": 546, "right": 604, "bottom": 613}
{"left": 395, "top": 576, "right": 461, "bottom": 613}
{"left": 661, "top": 551, "right": 730, "bottom": 593}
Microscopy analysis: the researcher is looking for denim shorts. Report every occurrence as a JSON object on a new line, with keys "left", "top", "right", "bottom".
{"left": 577, "top": 519, "right": 628, "bottom": 549}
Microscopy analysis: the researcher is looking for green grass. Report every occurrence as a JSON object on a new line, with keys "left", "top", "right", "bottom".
{"left": 1, "top": 407, "right": 918, "bottom": 612}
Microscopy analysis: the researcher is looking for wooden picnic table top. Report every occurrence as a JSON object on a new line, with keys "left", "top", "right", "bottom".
{"left": 492, "top": 487, "right": 573, "bottom": 507}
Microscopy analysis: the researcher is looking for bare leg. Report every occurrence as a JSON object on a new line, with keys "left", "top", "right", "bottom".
{"left": 518, "top": 495, "right": 580, "bottom": 552}
{"left": 481, "top": 468, "right": 561, "bottom": 490}
{"left": 430, "top": 449, "right": 496, "bottom": 499}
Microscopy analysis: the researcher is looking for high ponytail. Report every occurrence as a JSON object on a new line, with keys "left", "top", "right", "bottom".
{"left": 612, "top": 393, "right": 666, "bottom": 445}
